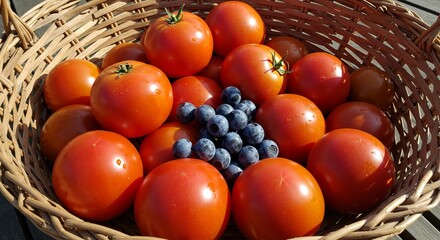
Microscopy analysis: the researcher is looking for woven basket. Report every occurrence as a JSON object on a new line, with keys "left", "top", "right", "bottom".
{"left": 1, "top": 0, "right": 439, "bottom": 239}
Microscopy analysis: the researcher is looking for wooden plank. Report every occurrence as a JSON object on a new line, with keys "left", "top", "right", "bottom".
{"left": 399, "top": 215, "right": 440, "bottom": 240}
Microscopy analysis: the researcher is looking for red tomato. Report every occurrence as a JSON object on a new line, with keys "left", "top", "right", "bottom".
{"left": 139, "top": 122, "right": 198, "bottom": 174}
{"left": 254, "top": 94, "right": 325, "bottom": 165}
{"left": 169, "top": 75, "right": 222, "bottom": 122}
{"left": 265, "top": 36, "right": 309, "bottom": 67}
{"left": 287, "top": 52, "right": 350, "bottom": 113}
{"left": 349, "top": 66, "right": 395, "bottom": 110}
{"left": 52, "top": 130, "right": 143, "bottom": 221}
{"left": 90, "top": 60, "right": 173, "bottom": 138}
{"left": 44, "top": 59, "right": 101, "bottom": 111}
{"left": 232, "top": 158, "right": 325, "bottom": 239}
{"left": 307, "top": 128, "right": 396, "bottom": 214}
{"left": 101, "top": 42, "right": 148, "bottom": 69}
{"left": 143, "top": 7, "right": 213, "bottom": 78}
{"left": 197, "top": 54, "right": 223, "bottom": 84}
{"left": 205, "top": 1, "right": 265, "bottom": 57}
{"left": 221, "top": 44, "right": 287, "bottom": 106}
{"left": 134, "top": 158, "right": 231, "bottom": 239}
{"left": 40, "top": 104, "right": 101, "bottom": 163}
{"left": 326, "top": 101, "right": 394, "bottom": 149}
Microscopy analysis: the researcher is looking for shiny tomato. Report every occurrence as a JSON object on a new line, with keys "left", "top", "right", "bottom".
{"left": 90, "top": 60, "right": 173, "bottom": 138}
{"left": 139, "top": 122, "right": 198, "bottom": 174}
{"left": 134, "top": 158, "right": 231, "bottom": 239}
{"left": 205, "top": 1, "right": 265, "bottom": 57}
{"left": 52, "top": 130, "right": 144, "bottom": 221}
{"left": 40, "top": 104, "right": 101, "bottom": 163}
{"left": 232, "top": 158, "right": 325, "bottom": 239}
{"left": 326, "top": 101, "right": 394, "bottom": 149}
{"left": 143, "top": 7, "right": 213, "bottom": 78}
{"left": 101, "top": 42, "right": 148, "bottom": 69}
{"left": 349, "top": 66, "right": 395, "bottom": 110}
{"left": 168, "top": 75, "right": 222, "bottom": 122}
{"left": 254, "top": 94, "right": 325, "bottom": 165}
{"left": 265, "top": 36, "right": 309, "bottom": 67}
{"left": 221, "top": 44, "right": 287, "bottom": 106}
{"left": 287, "top": 52, "right": 350, "bottom": 113}
{"left": 197, "top": 54, "right": 223, "bottom": 84}
{"left": 44, "top": 59, "right": 101, "bottom": 111}
{"left": 307, "top": 128, "right": 396, "bottom": 214}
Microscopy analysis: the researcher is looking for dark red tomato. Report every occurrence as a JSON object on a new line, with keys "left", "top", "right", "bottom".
{"left": 197, "top": 54, "right": 223, "bottom": 84}
{"left": 90, "top": 60, "right": 173, "bottom": 138}
{"left": 254, "top": 94, "right": 325, "bottom": 165}
{"left": 52, "top": 130, "right": 143, "bottom": 221}
{"left": 232, "top": 158, "right": 325, "bottom": 239}
{"left": 307, "top": 128, "right": 396, "bottom": 214}
{"left": 44, "top": 59, "right": 101, "bottom": 111}
{"left": 205, "top": 1, "right": 265, "bottom": 57}
{"left": 169, "top": 75, "right": 222, "bottom": 122}
{"left": 265, "top": 36, "right": 309, "bottom": 68}
{"left": 287, "top": 52, "right": 350, "bottom": 113}
{"left": 326, "top": 101, "right": 394, "bottom": 149}
{"left": 101, "top": 42, "right": 148, "bottom": 69}
{"left": 40, "top": 104, "right": 101, "bottom": 163}
{"left": 134, "top": 158, "right": 231, "bottom": 239}
{"left": 139, "top": 122, "right": 198, "bottom": 174}
{"left": 349, "top": 66, "right": 395, "bottom": 110}
{"left": 143, "top": 7, "right": 213, "bottom": 78}
{"left": 221, "top": 44, "right": 287, "bottom": 106}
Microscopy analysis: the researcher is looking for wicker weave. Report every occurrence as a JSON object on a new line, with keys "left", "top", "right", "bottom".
{"left": 0, "top": 0, "right": 439, "bottom": 239}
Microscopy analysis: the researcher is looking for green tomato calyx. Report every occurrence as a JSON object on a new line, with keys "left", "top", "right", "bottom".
{"left": 165, "top": 4, "right": 185, "bottom": 25}
{"left": 115, "top": 62, "right": 133, "bottom": 76}
{"left": 271, "top": 51, "right": 289, "bottom": 76}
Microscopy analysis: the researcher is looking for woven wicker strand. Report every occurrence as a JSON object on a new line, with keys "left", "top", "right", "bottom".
{"left": 1, "top": 0, "right": 440, "bottom": 239}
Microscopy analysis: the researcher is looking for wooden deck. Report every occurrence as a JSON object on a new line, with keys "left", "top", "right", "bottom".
{"left": 1, "top": 0, "right": 439, "bottom": 239}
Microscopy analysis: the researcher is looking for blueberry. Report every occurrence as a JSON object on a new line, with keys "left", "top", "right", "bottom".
{"left": 221, "top": 131, "right": 243, "bottom": 155}
{"left": 194, "top": 104, "right": 216, "bottom": 126}
{"left": 221, "top": 86, "right": 241, "bottom": 106}
{"left": 172, "top": 138, "right": 193, "bottom": 159}
{"left": 237, "top": 145, "right": 259, "bottom": 168}
{"left": 210, "top": 148, "right": 231, "bottom": 171}
{"left": 234, "top": 102, "right": 251, "bottom": 117}
{"left": 192, "top": 138, "right": 216, "bottom": 161}
{"left": 216, "top": 103, "right": 234, "bottom": 116}
{"left": 242, "top": 122, "right": 265, "bottom": 145}
{"left": 175, "top": 102, "right": 196, "bottom": 123}
{"left": 240, "top": 99, "right": 257, "bottom": 118}
{"left": 256, "top": 139, "right": 279, "bottom": 159}
{"left": 222, "top": 162, "right": 243, "bottom": 187}
{"left": 207, "top": 114, "right": 229, "bottom": 137}
{"left": 226, "top": 109, "right": 248, "bottom": 131}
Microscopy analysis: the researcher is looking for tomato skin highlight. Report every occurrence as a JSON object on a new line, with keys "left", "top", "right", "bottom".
{"left": 52, "top": 130, "right": 144, "bottom": 222}
{"left": 134, "top": 158, "right": 231, "bottom": 239}
{"left": 232, "top": 158, "right": 325, "bottom": 239}
{"left": 90, "top": 60, "right": 173, "bottom": 138}
{"left": 307, "top": 128, "right": 396, "bottom": 214}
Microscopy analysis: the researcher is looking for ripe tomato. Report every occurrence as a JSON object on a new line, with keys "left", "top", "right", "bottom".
{"left": 307, "top": 128, "right": 396, "bottom": 214}
{"left": 326, "top": 101, "right": 394, "bottom": 149}
{"left": 44, "top": 59, "right": 101, "bottom": 111}
{"left": 143, "top": 6, "right": 213, "bottom": 78}
{"left": 101, "top": 42, "right": 148, "bottom": 69}
{"left": 90, "top": 60, "right": 173, "bottom": 138}
{"left": 221, "top": 44, "right": 287, "bottom": 106}
{"left": 232, "top": 158, "right": 325, "bottom": 239}
{"left": 205, "top": 1, "right": 265, "bottom": 57}
{"left": 139, "top": 122, "right": 198, "bottom": 174}
{"left": 134, "top": 158, "right": 231, "bottom": 239}
{"left": 349, "top": 66, "right": 395, "bottom": 110}
{"left": 197, "top": 54, "right": 223, "bottom": 84}
{"left": 265, "top": 36, "right": 309, "bottom": 67}
{"left": 168, "top": 75, "right": 222, "bottom": 122}
{"left": 254, "top": 94, "right": 325, "bottom": 165}
{"left": 287, "top": 52, "right": 350, "bottom": 113}
{"left": 52, "top": 130, "right": 144, "bottom": 221}
{"left": 40, "top": 104, "right": 101, "bottom": 163}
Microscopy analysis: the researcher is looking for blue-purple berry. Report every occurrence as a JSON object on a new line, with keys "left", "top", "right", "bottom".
{"left": 226, "top": 109, "right": 248, "bottom": 131}
{"left": 221, "top": 132, "right": 243, "bottom": 155}
{"left": 207, "top": 114, "right": 229, "bottom": 137}
{"left": 194, "top": 104, "right": 216, "bottom": 126}
{"left": 237, "top": 145, "right": 259, "bottom": 168}
{"left": 175, "top": 102, "right": 196, "bottom": 123}
{"left": 172, "top": 138, "right": 193, "bottom": 159}
{"left": 242, "top": 122, "right": 265, "bottom": 145}
{"left": 192, "top": 138, "right": 216, "bottom": 161}
{"left": 221, "top": 86, "right": 241, "bottom": 106}
{"left": 222, "top": 162, "right": 243, "bottom": 187}
{"left": 216, "top": 103, "right": 234, "bottom": 116}
{"left": 256, "top": 139, "right": 279, "bottom": 159}
{"left": 210, "top": 148, "right": 231, "bottom": 171}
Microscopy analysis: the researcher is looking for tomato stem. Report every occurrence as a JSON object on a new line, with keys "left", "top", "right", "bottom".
{"left": 271, "top": 51, "right": 289, "bottom": 76}
{"left": 115, "top": 62, "right": 133, "bottom": 76}
{"left": 165, "top": 4, "right": 185, "bottom": 25}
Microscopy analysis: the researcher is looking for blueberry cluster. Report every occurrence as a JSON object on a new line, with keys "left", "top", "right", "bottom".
{"left": 172, "top": 86, "right": 279, "bottom": 186}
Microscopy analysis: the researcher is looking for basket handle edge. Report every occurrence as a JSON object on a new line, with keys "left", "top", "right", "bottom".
{"left": 0, "top": 0, "right": 36, "bottom": 49}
